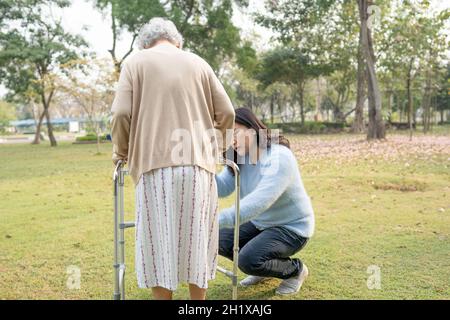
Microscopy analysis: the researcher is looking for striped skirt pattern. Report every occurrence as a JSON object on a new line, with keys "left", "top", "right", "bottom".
{"left": 134, "top": 165, "right": 219, "bottom": 291}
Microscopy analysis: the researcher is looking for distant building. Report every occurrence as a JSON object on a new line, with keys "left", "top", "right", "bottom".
{"left": 9, "top": 117, "right": 108, "bottom": 134}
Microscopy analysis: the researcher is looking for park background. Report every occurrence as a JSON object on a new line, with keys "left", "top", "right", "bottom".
{"left": 0, "top": 0, "right": 449, "bottom": 299}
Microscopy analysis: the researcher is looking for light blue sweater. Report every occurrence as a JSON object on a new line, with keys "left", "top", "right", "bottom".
{"left": 215, "top": 144, "right": 315, "bottom": 238}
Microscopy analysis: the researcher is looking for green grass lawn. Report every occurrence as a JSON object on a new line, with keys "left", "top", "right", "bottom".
{"left": 0, "top": 132, "right": 449, "bottom": 300}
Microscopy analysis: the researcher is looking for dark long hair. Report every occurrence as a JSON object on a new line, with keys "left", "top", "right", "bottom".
{"left": 224, "top": 107, "right": 290, "bottom": 170}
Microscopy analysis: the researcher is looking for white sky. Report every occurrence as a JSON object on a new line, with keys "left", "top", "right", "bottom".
{"left": 0, "top": 0, "right": 449, "bottom": 98}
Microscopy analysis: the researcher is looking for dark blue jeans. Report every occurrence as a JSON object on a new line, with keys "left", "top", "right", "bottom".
{"left": 219, "top": 221, "right": 308, "bottom": 279}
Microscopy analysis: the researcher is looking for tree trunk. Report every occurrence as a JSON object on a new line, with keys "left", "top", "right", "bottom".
{"left": 407, "top": 58, "right": 414, "bottom": 140}
{"left": 299, "top": 82, "right": 305, "bottom": 125}
{"left": 270, "top": 93, "right": 275, "bottom": 124}
{"left": 96, "top": 125, "right": 101, "bottom": 154}
{"left": 352, "top": 26, "right": 366, "bottom": 133}
{"left": 44, "top": 107, "right": 57, "bottom": 147}
{"left": 422, "top": 67, "right": 432, "bottom": 133}
{"left": 38, "top": 75, "right": 57, "bottom": 146}
{"left": 359, "top": 0, "right": 385, "bottom": 140}
{"left": 314, "top": 78, "right": 323, "bottom": 122}
{"left": 109, "top": 2, "right": 121, "bottom": 79}
{"left": 108, "top": 2, "right": 136, "bottom": 78}
{"left": 366, "top": 66, "right": 376, "bottom": 131}
{"left": 386, "top": 90, "right": 392, "bottom": 120}
{"left": 32, "top": 110, "right": 46, "bottom": 145}
{"left": 333, "top": 93, "right": 345, "bottom": 123}
{"left": 291, "top": 97, "right": 297, "bottom": 122}
{"left": 399, "top": 95, "right": 403, "bottom": 122}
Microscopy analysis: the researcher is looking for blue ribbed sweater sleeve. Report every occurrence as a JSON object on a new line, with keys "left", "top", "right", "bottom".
{"left": 215, "top": 167, "right": 235, "bottom": 197}
{"left": 218, "top": 154, "right": 295, "bottom": 228}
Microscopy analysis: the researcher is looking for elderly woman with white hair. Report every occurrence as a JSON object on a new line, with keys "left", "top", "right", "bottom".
{"left": 111, "top": 17, "right": 235, "bottom": 300}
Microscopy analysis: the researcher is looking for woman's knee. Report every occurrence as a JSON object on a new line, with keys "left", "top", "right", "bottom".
{"left": 238, "top": 252, "right": 264, "bottom": 275}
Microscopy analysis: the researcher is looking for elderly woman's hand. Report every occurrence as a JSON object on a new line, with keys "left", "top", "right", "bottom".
{"left": 112, "top": 158, "right": 126, "bottom": 165}
{"left": 112, "top": 150, "right": 127, "bottom": 165}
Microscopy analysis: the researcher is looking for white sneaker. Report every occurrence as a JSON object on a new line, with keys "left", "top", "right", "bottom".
{"left": 239, "top": 275, "right": 269, "bottom": 287}
{"left": 275, "top": 263, "right": 309, "bottom": 295}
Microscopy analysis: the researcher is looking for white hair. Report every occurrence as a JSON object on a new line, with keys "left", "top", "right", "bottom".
{"left": 137, "top": 17, "right": 184, "bottom": 50}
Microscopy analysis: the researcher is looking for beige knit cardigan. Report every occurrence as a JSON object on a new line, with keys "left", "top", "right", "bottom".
{"left": 111, "top": 43, "right": 235, "bottom": 185}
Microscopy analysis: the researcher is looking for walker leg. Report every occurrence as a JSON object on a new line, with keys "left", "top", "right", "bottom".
{"left": 113, "top": 160, "right": 125, "bottom": 300}
{"left": 119, "top": 266, "right": 126, "bottom": 300}
{"left": 119, "top": 167, "right": 126, "bottom": 300}
{"left": 216, "top": 159, "right": 241, "bottom": 300}
{"left": 113, "top": 162, "right": 121, "bottom": 300}
{"left": 231, "top": 163, "right": 240, "bottom": 300}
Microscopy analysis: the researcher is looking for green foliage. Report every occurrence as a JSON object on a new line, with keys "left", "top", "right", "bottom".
{"left": 255, "top": 0, "right": 348, "bottom": 73}
{"left": 0, "top": 0, "right": 89, "bottom": 103}
{"left": 235, "top": 40, "right": 258, "bottom": 75}
{"left": 171, "top": 0, "right": 244, "bottom": 71}
{"left": 436, "top": 64, "right": 450, "bottom": 116}
{"left": 0, "top": 100, "right": 16, "bottom": 132}
{"left": 255, "top": 0, "right": 335, "bottom": 44}
{"left": 1, "top": 0, "right": 448, "bottom": 129}
{"left": 92, "top": 0, "right": 251, "bottom": 72}
{"left": 75, "top": 133, "right": 108, "bottom": 142}
{"left": 258, "top": 47, "right": 304, "bottom": 87}
{"left": 94, "top": 0, "right": 166, "bottom": 34}
{"left": 253, "top": 0, "right": 449, "bottom": 126}
{"left": 377, "top": 0, "right": 449, "bottom": 112}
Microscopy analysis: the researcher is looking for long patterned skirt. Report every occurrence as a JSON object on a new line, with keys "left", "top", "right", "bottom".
{"left": 134, "top": 165, "right": 219, "bottom": 291}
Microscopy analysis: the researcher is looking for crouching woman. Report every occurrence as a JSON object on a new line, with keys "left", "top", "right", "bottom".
{"left": 216, "top": 108, "right": 315, "bottom": 295}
